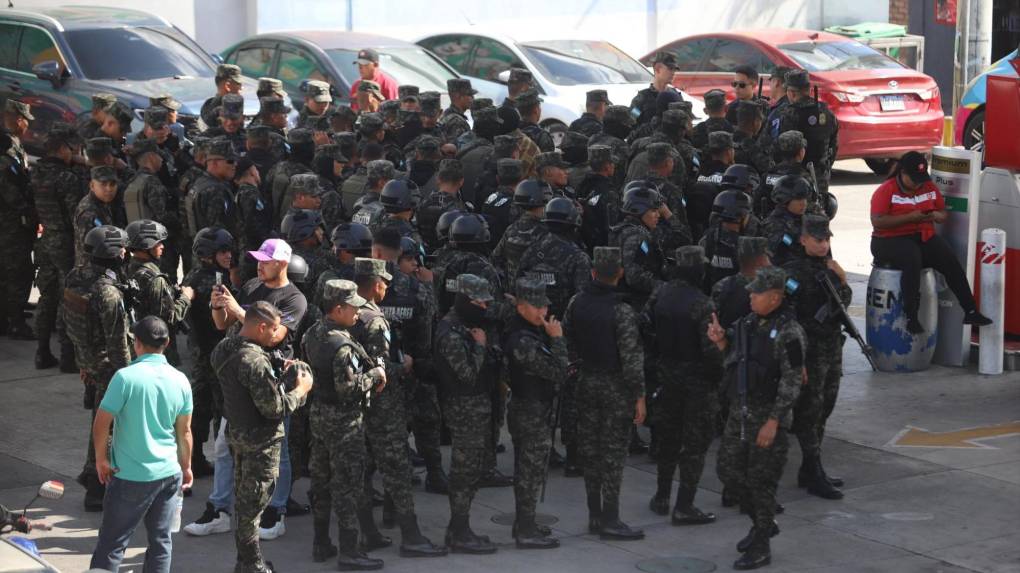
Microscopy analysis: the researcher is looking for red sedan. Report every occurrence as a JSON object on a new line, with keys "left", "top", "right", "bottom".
{"left": 642, "top": 29, "right": 944, "bottom": 169}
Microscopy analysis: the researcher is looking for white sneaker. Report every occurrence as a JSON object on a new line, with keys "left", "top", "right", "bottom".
{"left": 183, "top": 503, "right": 231, "bottom": 536}
{"left": 258, "top": 515, "right": 286, "bottom": 540}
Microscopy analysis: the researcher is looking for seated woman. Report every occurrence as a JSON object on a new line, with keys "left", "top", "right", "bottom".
{"left": 870, "top": 151, "right": 992, "bottom": 334}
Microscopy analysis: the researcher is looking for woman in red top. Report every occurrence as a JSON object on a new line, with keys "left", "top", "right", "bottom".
{"left": 870, "top": 151, "right": 991, "bottom": 333}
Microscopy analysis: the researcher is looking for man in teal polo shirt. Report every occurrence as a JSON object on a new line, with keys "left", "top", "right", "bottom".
{"left": 90, "top": 316, "right": 194, "bottom": 573}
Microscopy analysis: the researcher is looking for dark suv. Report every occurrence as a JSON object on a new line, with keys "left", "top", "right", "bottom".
{"left": 0, "top": 6, "right": 267, "bottom": 155}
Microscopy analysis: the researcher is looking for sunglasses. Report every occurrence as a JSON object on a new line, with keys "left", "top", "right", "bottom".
{"left": 731, "top": 81, "right": 749, "bottom": 88}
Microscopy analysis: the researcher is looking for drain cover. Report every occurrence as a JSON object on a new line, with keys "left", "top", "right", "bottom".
{"left": 636, "top": 557, "right": 717, "bottom": 573}
{"left": 490, "top": 512, "right": 559, "bottom": 526}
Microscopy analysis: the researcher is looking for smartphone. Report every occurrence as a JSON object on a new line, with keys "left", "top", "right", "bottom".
{"left": 215, "top": 272, "right": 223, "bottom": 291}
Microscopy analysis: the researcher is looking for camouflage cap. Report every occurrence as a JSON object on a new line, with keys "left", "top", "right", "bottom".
{"left": 366, "top": 159, "right": 395, "bottom": 180}
{"left": 588, "top": 144, "right": 612, "bottom": 165}
{"left": 508, "top": 67, "right": 533, "bottom": 84}
{"left": 332, "top": 130, "right": 357, "bottom": 154}
{"left": 493, "top": 134, "right": 519, "bottom": 157}
{"left": 416, "top": 135, "right": 441, "bottom": 155}
{"left": 330, "top": 105, "right": 357, "bottom": 122}
{"left": 514, "top": 88, "right": 543, "bottom": 109}
{"left": 379, "top": 99, "right": 400, "bottom": 118}
{"left": 91, "top": 93, "right": 117, "bottom": 110}
{"left": 287, "top": 127, "right": 314, "bottom": 145}
{"left": 472, "top": 105, "right": 500, "bottom": 124}
{"left": 143, "top": 106, "right": 169, "bottom": 128}
{"left": 322, "top": 279, "right": 367, "bottom": 309}
{"left": 317, "top": 143, "right": 349, "bottom": 163}
{"left": 785, "top": 69, "right": 810, "bottom": 90}
{"left": 86, "top": 137, "right": 113, "bottom": 156}
{"left": 646, "top": 142, "right": 676, "bottom": 165}
{"left": 535, "top": 151, "right": 569, "bottom": 171}
{"left": 149, "top": 93, "right": 181, "bottom": 111}
{"left": 358, "top": 80, "right": 384, "bottom": 100}
{"left": 447, "top": 78, "right": 478, "bottom": 96}
{"left": 497, "top": 158, "right": 523, "bottom": 181}
{"left": 206, "top": 137, "right": 238, "bottom": 160}
{"left": 457, "top": 274, "right": 493, "bottom": 302}
{"left": 259, "top": 96, "right": 291, "bottom": 116}
{"left": 90, "top": 165, "right": 118, "bottom": 182}
{"left": 289, "top": 173, "right": 324, "bottom": 197}
{"left": 305, "top": 80, "right": 332, "bottom": 103}
{"left": 470, "top": 97, "right": 493, "bottom": 111}
{"left": 660, "top": 110, "right": 688, "bottom": 132}
{"left": 674, "top": 246, "right": 708, "bottom": 268}
{"left": 5, "top": 99, "right": 33, "bottom": 121}
{"left": 358, "top": 112, "right": 384, "bottom": 133}
{"left": 45, "top": 122, "right": 81, "bottom": 147}
{"left": 247, "top": 124, "right": 272, "bottom": 143}
{"left": 802, "top": 214, "right": 833, "bottom": 239}
{"left": 707, "top": 131, "right": 734, "bottom": 152}
{"left": 604, "top": 105, "right": 635, "bottom": 128}
{"left": 216, "top": 64, "right": 242, "bottom": 82}
{"left": 559, "top": 131, "right": 589, "bottom": 155}
{"left": 516, "top": 277, "right": 551, "bottom": 307}
{"left": 668, "top": 101, "right": 694, "bottom": 116}
{"left": 586, "top": 89, "right": 611, "bottom": 105}
{"left": 129, "top": 137, "right": 159, "bottom": 158}
{"left": 257, "top": 77, "right": 286, "bottom": 97}
{"left": 736, "top": 100, "right": 764, "bottom": 122}
{"left": 398, "top": 85, "right": 420, "bottom": 99}
{"left": 354, "top": 257, "right": 393, "bottom": 282}
{"left": 593, "top": 246, "right": 622, "bottom": 275}
{"left": 650, "top": 51, "right": 681, "bottom": 70}
{"left": 704, "top": 89, "right": 727, "bottom": 111}
{"left": 746, "top": 266, "right": 788, "bottom": 294}
{"left": 776, "top": 130, "right": 806, "bottom": 154}
{"left": 737, "top": 236, "right": 769, "bottom": 260}
{"left": 219, "top": 94, "right": 245, "bottom": 119}
{"left": 419, "top": 92, "right": 442, "bottom": 114}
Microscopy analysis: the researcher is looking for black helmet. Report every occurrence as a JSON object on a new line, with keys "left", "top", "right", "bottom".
{"left": 380, "top": 179, "right": 420, "bottom": 212}
{"left": 771, "top": 175, "right": 812, "bottom": 205}
{"left": 721, "top": 164, "right": 758, "bottom": 191}
{"left": 287, "top": 253, "right": 309, "bottom": 283}
{"left": 400, "top": 236, "right": 426, "bottom": 264}
{"left": 125, "top": 219, "right": 168, "bottom": 250}
{"left": 436, "top": 209, "right": 465, "bottom": 243}
{"left": 449, "top": 213, "right": 491, "bottom": 245}
{"left": 712, "top": 190, "right": 752, "bottom": 222}
{"left": 281, "top": 209, "right": 323, "bottom": 243}
{"left": 823, "top": 192, "right": 839, "bottom": 220}
{"left": 621, "top": 180, "right": 663, "bottom": 216}
{"left": 85, "top": 225, "right": 128, "bottom": 259}
{"left": 330, "top": 222, "right": 373, "bottom": 252}
{"left": 542, "top": 197, "right": 581, "bottom": 227}
{"left": 513, "top": 179, "right": 552, "bottom": 208}
{"left": 193, "top": 227, "right": 235, "bottom": 258}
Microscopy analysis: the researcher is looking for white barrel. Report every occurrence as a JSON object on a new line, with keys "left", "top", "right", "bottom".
{"left": 979, "top": 228, "right": 1006, "bottom": 375}
{"left": 866, "top": 267, "right": 938, "bottom": 372}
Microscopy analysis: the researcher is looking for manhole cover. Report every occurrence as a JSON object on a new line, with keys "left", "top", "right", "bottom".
{"left": 490, "top": 512, "right": 559, "bottom": 526}
{"left": 636, "top": 557, "right": 717, "bottom": 573}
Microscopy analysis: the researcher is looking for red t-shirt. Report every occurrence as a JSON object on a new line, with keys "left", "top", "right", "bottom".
{"left": 870, "top": 177, "right": 944, "bottom": 241}
{"left": 349, "top": 70, "right": 399, "bottom": 111}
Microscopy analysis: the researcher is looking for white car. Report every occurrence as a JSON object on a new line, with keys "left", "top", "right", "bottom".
{"left": 416, "top": 31, "right": 705, "bottom": 129}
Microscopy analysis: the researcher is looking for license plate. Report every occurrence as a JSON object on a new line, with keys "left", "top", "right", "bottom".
{"left": 879, "top": 95, "right": 906, "bottom": 111}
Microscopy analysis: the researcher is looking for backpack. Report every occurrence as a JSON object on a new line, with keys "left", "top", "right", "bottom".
{"left": 123, "top": 173, "right": 150, "bottom": 224}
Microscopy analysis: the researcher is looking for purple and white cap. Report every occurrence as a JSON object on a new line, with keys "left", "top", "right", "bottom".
{"left": 248, "top": 238, "right": 292, "bottom": 263}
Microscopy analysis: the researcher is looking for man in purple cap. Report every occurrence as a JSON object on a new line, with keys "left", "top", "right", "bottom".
{"left": 350, "top": 48, "right": 398, "bottom": 111}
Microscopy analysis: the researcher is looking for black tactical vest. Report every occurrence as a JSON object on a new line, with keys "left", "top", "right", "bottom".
{"left": 653, "top": 282, "right": 705, "bottom": 363}
{"left": 215, "top": 343, "right": 283, "bottom": 431}
{"left": 725, "top": 308, "right": 795, "bottom": 404}
{"left": 504, "top": 317, "right": 556, "bottom": 403}
{"left": 303, "top": 323, "right": 364, "bottom": 406}
{"left": 704, "top": 226, "right": 739, "bottom": 288}
{"left": 714, "top": 275, "right": 751, "bottom": 329}
{"left": 434, "top": 316, "right": 495, "bottom": 397}
{"left": 567, "top": 282, "right": 623, "bottom": 372}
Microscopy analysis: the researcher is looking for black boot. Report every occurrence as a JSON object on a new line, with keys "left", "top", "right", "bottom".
{"left": 804, "top": 456, "right": 843, "bottom": 500}
{"left": 35, "top": 345, "right": 58, "bottom": 369}
{"left": 721, "top": 485, "right": 740, "bottom": 508}
{"left": 337, "top": 529, "right": 384, "bottom": 571}
{"left": 733, "top": 530, "right": 772, "bottom": 570}
{"left": 586, "top": 489, "right": 602, "bottom": 533}
{"left": 445, "top": 514, "right": 497, "bottom": 554}
{"left": 799, "top": 455, "right": 844, "bottom": 488}
{"left": 598, "top": 502, "right": 644, "bottom": 541}
{"left": 737, "top": 521, "right": 779, "bottom": 553}
{"left": 648, "top": 465, "right": 672, "bottom": 515}
{"left": 83, "top": 474, "right": 105, "bottom": 512}
{"left": 514, "top": 514, "right": 559, "bottom": 550}
{"left": 478, "top": 467, "right": 514, "bottom": 488}
{"left": 312, "top": 516, "right": 337, "bottom": 562}
{"left": 59, "top": 342, "right": 77, "bottom": 373}
{"left": 396, "top": 513, "right": 447, "bottom": 557}
{"left": 381, "top": 494, "right": 395, "bottom": 529}
{"left": 425, "top": 467, "right": 450, "bottom": 495}
{"left": 671, "top": 486, "right": 715, "bottom": 525}
{"left": 817, "top": 457, "right": 844, "bottom": 487}
{"left": 563, "top": 443, "right": 582, "bottom": 477}
{"left": 356, "top": 506, "right": 392, "bottom": 551}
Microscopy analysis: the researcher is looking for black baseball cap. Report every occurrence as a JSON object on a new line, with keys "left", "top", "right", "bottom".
{"left": 898, "top": 151, "right": 931, "bottom": 183}
{"left": 355, "top": 48, "right": 380, "bottom": 65}
{"left": 133, "top": 315, "right": 170, "bottom": 348}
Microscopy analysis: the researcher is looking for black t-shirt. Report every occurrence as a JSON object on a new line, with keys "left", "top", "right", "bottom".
{"left": 239, "top": 278, "right": 308, "bottom": 358}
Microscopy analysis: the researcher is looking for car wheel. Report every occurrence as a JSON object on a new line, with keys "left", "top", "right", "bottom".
{"left": 864, "top": 158, "right": 896, "bottom": 176}
{"left": 962, "top": 109, "right": 985, "bottom": 152}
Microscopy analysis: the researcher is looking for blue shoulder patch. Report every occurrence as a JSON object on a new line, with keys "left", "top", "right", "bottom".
{"left": 93, "top": 217, "right": 103, "bottom": 228}
{"left": 785, "top": 278, "right": 799, "bottom": 294}
{"left": 350, "top": 353, "right": 360, "bottom": 370}
{"left": 640, "top": 240, "right": 649, "bottom": 254}
{"left": 782, "top": 234, "right": 793, "bottom": 246}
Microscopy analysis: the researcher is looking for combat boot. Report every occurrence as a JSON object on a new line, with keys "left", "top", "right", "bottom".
{"left": 737, "top": 521, "right": 780, "bottom": 553}
{"left": 396, "top": 513, "right": 447, "bottom": 557}
{"left": 356, "top": 506, "right": 392, "bottom": 551}
{"left": 312, "top": 516, "right": 337, "bottom": 562}
{"left": 59, "top": 342, "right": 77, "bottom": 373}
{"left": 817, "top": 457, "right": 844, "bottom": 487}
{"left": 337, "top": 529, "right": 383, "bottom": 571}
{"left": 721, "top": 485, "right": 740, "bottom": 507}
{"left": 671, "top": 486, "right": 716, "bottom": 525}
{"left": 586, "top": 490, "right": 602, "bottom": 533}
{"left": 648, "top": 464, "right": 672, "bottom": 515}
{"left": 598, "top": 502, "right": 644, "bottom": 541}
{"left": 733, "top": 530, "right": 772, "bottom": 570}
{"left": 803, "top": 456, "right": 843, "bottom": 500}
{"left": 797, "top": 455, "right": 844, "bottom": 488}
{"left": 35, "top": 346, "right": 58, "bottom": 369}
{"left": 514, "top": 512, "right": 559, "bottom": 550}
{"left": 445, "top": 514, "right": 497, "bottom": 554}
{"left": 563, "top": 444, "right": 582, "bottom": 477}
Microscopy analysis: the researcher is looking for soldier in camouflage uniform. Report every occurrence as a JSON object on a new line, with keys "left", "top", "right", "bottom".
{"left": 588, "top": 106, "right": 633, "bottom": 188}
{"left": 709, "top": 267, "right": 806, "bottom": 570}
{"left": 351, "top": 159, "right": 394, "bottom": 228}
{"left": 783, "top": 215, "right": 850, "bottom": 501}
{"left": 754, "top": 131, "right": 818, "bottom": 219}
{"left": 212, "top": 301, "right": 313, "bottom": 573}
{"left": 491, "top": 179, "right": 550, "bottom": 281}
{"left": 63, "top": 226, "right": 132, "bottom": 511}
{"left": 609, "top": 184, "right": 668, "bottom": 311}
{"left": 267, "top": 129, "right": 316, "bottom": 227}
{"left": 375, "top": 179, "right": 424, "bottom": 244}
{"left": 438, "top": 79, "right": 476, "bottom": 143}
{"left": 712, "top": 237, "right": 771, "bottom": 329}
{"left": 280, "top": 208, "right": 331, "bottom": 300}
{"left": 564, "top": 247, "right": 646, "bottom": 540}
{"left": 73, "top": 166, "right": 119, "bottom": 267}
{"left": 643, "top": 247, "right": 723, "bottom": 525}
{"left": 233, "top": 158, "right": 274, "bottom": 283}
{"left": 503, "top": 278, "right": 568, "bottom": 549}
{"left": 188, "top": 139, "right": 239, "bottom": 239}
{"left": 298, "top": 80, "right": 333, "bottom": 129}
{"left": 480, "top": 158, "right": 523, "bottom": 250}
{"left": 124, "top": 137, "right": 184, "bottom": 281}
{"left": 733, "top": 102, "right": 773, "bottom": 178}
{"left": 578, "top": 145, "right": 621, "bottom": 250}
{"left": 1, "top": 99, "right": 36, "bottom": 339}
{"left": 315, "top": 223, "right": 374, "bottom": 308}
{"left": 691, "top": 89, "right": 735, "bottom": 151}
{"left": 200, "top": 64, "right": 243, "bottom": 130}
{"left": 568, "top": 90, "right": 610, "bottom": 137}
{"left": 312, "top": 144, "right": 349, "bottom": 231}
{"left": 202, "top": 94, "right": 247, "bottom": 157}
{"left": 515, "top": 89, "right": 555, "bottom": 153}
{"left": 764, "top": 175, "right": 813, "bottom": 267}
{"left": 75, "top": 93, "right": 117, "bottom": 141}
{"left": 777, "top": 71, "right": 839, "bottom": 196}
{"left": 630, "top": 52, "right": 682, "bottom": 126}
{"left": 416, "top": 158, "right": 472, "bottom": 252}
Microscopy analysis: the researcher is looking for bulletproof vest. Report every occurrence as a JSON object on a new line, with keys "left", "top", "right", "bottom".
{"left": 303, "top": 322, "right": 364, "bottom": 405}
{"left": 352, "top": 196, "right": 385, "bottom": 227}
{"left": 214, "top": 342, "right": 285, "bottom": 431}
{"left": 755, "top": 172, "right": 784, "bottom": 218}
{"left": 518, "top": 233, "right": 579, "bottom": 318}
{"left": 482, "top": 189, "right": 515, "bottom": 247}
{"left": 688, "top": 172, "right": 723, "bottom": 241}
{"left": 786, "top": 262, "right": 842, "bottom": 334}
{"left": 714, "top": 275, "right": 751, "bottom": 329}
{"left": 182, "top": 266, "right": 226, "bottom": 353}
{"left": 373, "top": 216, "right": 417, "bottom": 242}
{"left": 652, "top": 281, "right": 705, "bottom": 363}
{"left": 270, "top": 161, "right": 311, "bottom": 227}
{"left": 767, "top": 210, "right": 804, "bottom": 267}
{"left": 32, "top": 160, "right": 77, "bottom": 233}
{"left": 380, "top": 271, "right": 419, "bottom": 333}
{"left": 791, "top": 101, "right": 833, "bottom": 165}
{"left": 630, "top": 87, "right": 658, "bottom": 125}
{"left": 726, "top": 309, "right": 794, "bottom": 404}
{"left": 340, "top": 170, "right": 368, "bottom": 215}
{"left": 130, "top": 261, "right": 172, "bottom": 320}
{"left": 567, "top": 283, "right": 623, "bottom": 372}
{"left": 63, "top": 267, "right": 120, "bottom": 373}
{"left": 123, "top": 172, "right": 155, "bottom": 224}
{"left": 504, "top": 317, "right": 556, "bottom": 402}
{"left": 704, "top": 226, "right": 739, "bottom": 287}
{"left": 609, "top": 221, "right": 662, "bottom": 301}
{"left": 416, "top": 192, "right": 454, "bottom": 251}
{"left": 352, "top": 303, "right": 400, "bottom": 363}
{"left": 500, "top": 216, "right": 545, "bottom": 280}
{"left": 236, "top": 184, "right": 274, "bottom": 249}
{"left": 436, "top": 251, "right": 493, "bottom": 314}
{"left": 434, "top": 316, "right": 494, "bottom": 397}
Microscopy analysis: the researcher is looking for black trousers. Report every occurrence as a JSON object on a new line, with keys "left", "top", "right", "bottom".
{"left": 870, "top": 233, "right": 977, "bottom": 321}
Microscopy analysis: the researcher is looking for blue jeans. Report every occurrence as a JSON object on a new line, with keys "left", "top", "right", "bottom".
{"left": 209, "top": 416, "right": 291, "bottom": 513}
{"left": 90, "top": 473, "right": 182, "bottom": 573}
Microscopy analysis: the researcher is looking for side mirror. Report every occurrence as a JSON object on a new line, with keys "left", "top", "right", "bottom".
{"left": 211, "top": 53, "right": 224, "bottom": 64}
{"left": 496, "top": 69, "right": 511, "bottom": 84}
{"left": 33, "top": 60, "right": 64, "bottom": 88}
{"left": 38, "top": 480, "right": 64, "bottom": 500}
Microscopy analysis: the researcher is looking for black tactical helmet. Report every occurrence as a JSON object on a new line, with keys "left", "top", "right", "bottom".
{"left": 380, "top": 178, "right": 420, "bottom": 212}
{"left": 513, "top": 179, "right": 552, "bottom": 208}
{"left": 720, "top": 164, "right": 759, "bottom": 191}
{"left": 125, "top": 219, "right": 169, "bottom": 251}
{"left": 400, "top": 236, "right": 426, "bottom": 264}
{"left": 330, "top": 222, "right": 373, "bottom": 252}
{"left": 436, "top": 209, "right": 465, "bottom": 243}
{"left": 193, "top": 227, "right": 235, "bottom": 258}
{"left": 621, "top": 181, "right": 664, "bottom": 216}
{"left": 449, "top": 213, "right": 491, "bottom": 245}
{"left": 823, "top": 192, "right": 839, "bottom": 220}
{"left": 85, "top": 225, "right": 128, "bottom": 259}
{"left": 712, "top": 190, "right": 752, "bottom": 222}
{"left": 542, "top": 197, "right": 581, "bottom": 227}
{"left": 287, "top": 253, "right": 309, "bottom": 283}
{"left": 281, "top": 209, "right": 323, "bottom": 243}
{"left": 771, "top": 175, "right": 813, "bottom": 205}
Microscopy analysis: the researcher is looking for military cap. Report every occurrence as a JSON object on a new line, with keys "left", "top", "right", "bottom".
{"left": 305, "top": 80, "right": 332, "bottom": 103}
{"left": 330, "top": 105, "right": 357, "bottom": 122}
{"left": 419, "top": 92, "right": 442, "bottom": 114}
{"left": 704, "top": 89, "right": 727, "bottom": 111}
{"left": 650, "top": 51, "right": 681, "bottom": 70}
{"left": 206, "top": 138, "right": 237, "bottom": 160}
{"left": 655, "top": 88, "right": 684, "bottom": 114}
{"left": 559, "top": 131, "right": 589, "bottom": 155}
{"left": 604, "top": 105, "right": 635, "bottom": 128}
{"left": 129, "top": 137, "right": 159, "bottom": 158}
{"left": 143, "top": 106, "right": 169, "bottom": 128}
{"left": 322, "top": 279, "right": 367, "bottom": 309}
{"left": 674, "top": 246, "right": 708, "bottom": 268}
{"left": 671, "top": 100, "right": 694, "bottom": 116}
{"left": 736, "top": 100, "right": 764, "bottom": 122}
{"left": 737, "top": 236, "right": 769, "bottom": 260}
{"left": 332, "top": 131, "right": 357, "bottom": 154}
{"left": 707, "top": 131, "right": 734, "bottom": 152}
{"left": 257, "top": 77, "right": 286, "bottom": 97}
{"left": 802, "top": 214, "right": 833, "bottom": 239}
{"left": 107, "top": 103, "right": 134, "bottom": 130}
{"left": 447, "top": 78, "right": 478, "bottom": 96}
{"left": 497, "top": 158, "right": 523, "bottom": 181}
{"left": 287, "top": 127, "right": 314, "bottom": 145}
{"left": 86, "top": 137, "right": 113, "bottom": 156}
{"left": 535, "top": 151, "right": 569, "bottom": 171}
{"left": 216, "top": 64, "right": 242, "bottom": 82}
{"left": 586, "top": 89, "right": 611, "bottom": 105}
{"left": 437, "top": 158, "right": 464, "bottom": 181}
{"left": 358, "top": 112, "right": 384, "bottom": 133}
{"left": 91, "top": 93, "right": 117, "bottom": 110}
{"left": 785, "top": 69, "right": 810, "bottom": 90}
{"left": 593, "top": 246, "right": 622, "bottom": 275}
{"left": 234, "top": 156, "right": 255, "bottom": 177}
{"left": 776, "top": 130, "right": 806, "bottom": 154}
{"left": 247, "top": 124, "right": 272, "bottom": 143}
{"left": 190, "top": 136, "right": 211, "bottom": 156}
{"left": 646, "top": 142, "right": 676, "bottom": 165}
{"left": 747, "top": 266, "right": 787, "bottom": 293}
{"left": 660, "top": 109, "right": 688, "bottom": 131}
{"left": 457, "top": 274, "right": 493, "bottom": 302}
{"left": 149, "top": 94, "right": 181, "bottom": 111}
{"left": 416, "top": 135, "right": 441, "bottom": 154}
{"left": 508, "top": 67, "right": 533, "bottom": 84}
{"left": 354, "top": 257, "right": 393, "bottom": 282}
{"left": 358, "top": 80, "right": 384, "bottom": 101}
{"left": 515, "top": 88, "right": 543, "bottom": 109}
{"left": 470, "top": 98, "right": 494, "bottom": 111}
{"left": 289, "top": 173, "right": 325, "bottom": 197}
{"left": 259, "top": 96, "right": 291, "bottom": 116}
{"left": 91, "top": 165, "right": 118, "bottom": 182}
{"left": 379, "top": 99, "right": 400, "bottom": 118}
{"left": 366, "top": 159, "right": 395, "bottom": 180}
{"left": 5, "top": 99, "right": 33, "bottom": 121}
{"left": 516, "top": 277, "right": 551, "bottom": 307}
{"left": 355, "top": 48, "right": 380, "bottom": 65}
{"left": 317, "top": 143, "right": 349, "bottom": 163}
{"left": 398, "top": 85, "right": 420, "bottom": 99}
{"left": 493, "top": 134, "right": 519, "bottom": 157}
{"left": 588, "top": 144, "right": 612, "bottom": 165}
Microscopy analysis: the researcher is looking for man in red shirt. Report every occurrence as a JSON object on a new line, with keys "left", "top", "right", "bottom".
{"left": 870, "top": 151, "right": 991, "bottom": 333}
{"left": 350, "top": 48, "right": 398, "bottom": 111}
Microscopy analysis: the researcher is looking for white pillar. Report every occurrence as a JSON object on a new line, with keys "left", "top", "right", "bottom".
{"left": 979, "top": 228, "right": 1006, "bottom": 375}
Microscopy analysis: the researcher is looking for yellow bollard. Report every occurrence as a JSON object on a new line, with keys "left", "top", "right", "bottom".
{"left": 943, "top": 116, "right": 955, "bottom": 146}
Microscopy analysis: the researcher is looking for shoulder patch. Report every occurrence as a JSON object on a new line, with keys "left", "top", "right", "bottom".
{"left": 785, "top": 278, "right": 799, "bottom": 294}
{"left": 640, "top": 240, "right": 649, "bottom": 254}
{"left": 782, "top": 234, "right": 793, "bottom": 246}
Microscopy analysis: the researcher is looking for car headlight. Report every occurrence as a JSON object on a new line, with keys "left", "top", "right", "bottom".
{"left": 830, "top": 91, "right": 866, "bottom": 104}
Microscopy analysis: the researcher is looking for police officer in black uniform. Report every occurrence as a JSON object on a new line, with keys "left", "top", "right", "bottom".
{"left": 569, "top": 90, "right": 611, "bottom": 137}
{"left": 778, "top": 70, "right": 839, "bottom": 196}
{"left": 700, "top": 187, "right": 754, "bottom": 290}
{"left": 631, "top": 52, "right": 683, "bottom": 126}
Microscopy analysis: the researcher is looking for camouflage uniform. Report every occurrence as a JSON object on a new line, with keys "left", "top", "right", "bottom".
{"left": 691, "top": 117, "right": 734, "bottom": 152}
{"left": 734, "top": 131, "right": 774, "bottom": 177}
{"left": 610, "top": 217, "right": 664, "bottom": 310}
{"left": 764, "top": 208, "right": 805, "bottom": 267}
{"left": 519, "top": 121, "right": 555, "bottom": 153}
{"left": 72, "top": 193, "right": 115, "bottom": 267}
{"left": 124, "top": 165, "right": 183, "bottom": 278}
{"left": 127, "top": 257, "right": 191, "bottom": 357}
{"left": 569, "top": 112, "right": 603, "bottom": 138}
{"left": 777, "top": 85, "right": 839, "bottom": 195}
{"left": 0, "top": 128, "right": 35, "bottom": 329}
{"left": 235, "top": 182, "right": 275, "bottom": 282}
{"left": 491, "top": 212, "right": 547, "bottom": 282}
{"left": 189, "top": 171, "right": 239, "bottom": 239}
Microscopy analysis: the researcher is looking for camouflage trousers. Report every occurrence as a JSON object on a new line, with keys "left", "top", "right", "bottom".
{"left": 792, "top": 334, "right": 842, "bottom": 458}
{"left": 409, "top": 380, "right": 443, "bottom": 471}
{"left": 558, "top": 369, "right": 579, "bottom": 447}
{"left": 288, "top": 403, "right": 310, "bottom": 480}
{"left": 83, "top": 369, "right": 115, "bottom": 478}
{"left": 576, "top": 371, "right": 633, "bottom": 511}
{"left": 508, "top": 398, "right": 553, "bottom": 521}
{"left": 229, "top": 436, "right": 281, "bottom": 567}
{"left": 34, "top": 234, "right": 74, "bottom": 343}
{"left": 0, "top": 223, "right": 34, "bottom": 324}
{"left": 716, "top": 405, "right": 789, "bottom": 532}
{"left": 652, "top": 368, "right": 719, "bottom": 494}
{"left": 366, "top": 383, "right": 415, "bottom": 515}
{"left": 309, "top": 402, "right": 366, "bottom": 533}
{"left": 443, "top": 394, "right": 491, "bottom": 517}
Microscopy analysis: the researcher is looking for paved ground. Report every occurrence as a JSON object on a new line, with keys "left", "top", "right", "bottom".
{"left": 2, "top": 160, "right": 1018, "bottom": 573}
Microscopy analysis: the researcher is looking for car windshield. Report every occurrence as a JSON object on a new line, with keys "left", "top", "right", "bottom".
{"left": 327, "top": 47, "right": 457, "bottom": 91}
{"left": 521, "top": 40, "right": 651, "bottom": 83}
{"left": 778, "top": 40, "right": 906, "bottom": 72}
{"left": 63, "top": 27, "right": 214, "bottom": 80}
